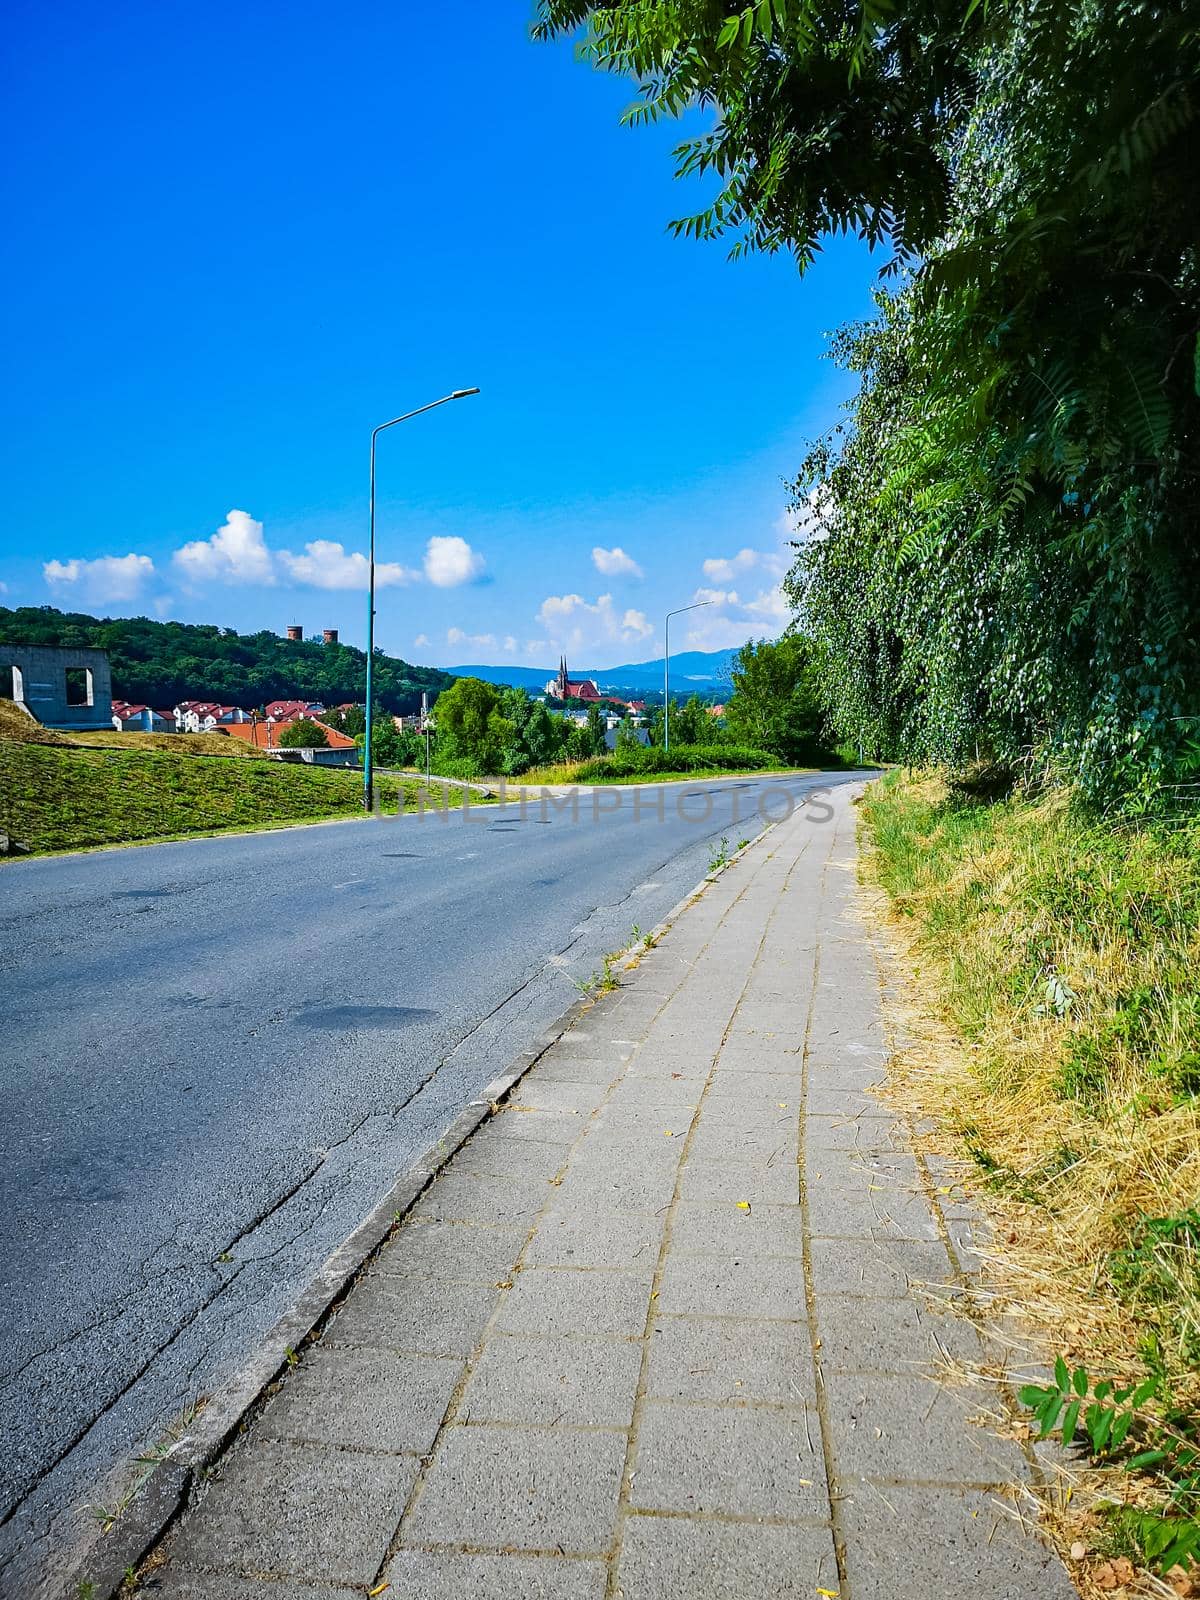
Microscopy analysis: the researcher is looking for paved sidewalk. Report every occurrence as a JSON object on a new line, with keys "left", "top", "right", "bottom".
{"left": 147, "top": 784, "right": 1073, "bottom": 1600}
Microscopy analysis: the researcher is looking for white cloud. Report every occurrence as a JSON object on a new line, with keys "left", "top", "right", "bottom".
{"left": 279, "top": 539, "right": 418, "bottom": 591}
{"left": 684, "top": 580, "right": 793, "bottom": 650}
{"left": 424, "top": 535, "right": 485, "bottom": 588}
{"left": 502, "top": 635, "right": 518, "bottom": 653}
{"left": 446, "top": 625, "right": 496, "bottom": 651}
{"left": 701, "top": 547, "right": 760, "bottom": 583}
{"left": 744, "top": 586, "right": 790, "bottom": 625}
{"left": 174, "top": 509, "right": 275, "bottom": 586}
{"left": 414, "top": 632, "right": 430, "bottom": 648}
{"left": 592, "top": 545, "right": 643, "bottom": 579}
{"left": 0, "top": 580, "right": 9, "bottom": 594}
{"left": 537, "top": 592, "right": 654, "bottom": 653}
{"left": 44, "top": 553, "right": 156, "bottom": 604}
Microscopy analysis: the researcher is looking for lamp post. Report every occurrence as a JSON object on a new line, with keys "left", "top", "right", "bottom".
{"left": 663, "top": 600, "right": 713, "bottom": 754}
{"left": 364, "top": 388, "right": 480, "bottom": 811}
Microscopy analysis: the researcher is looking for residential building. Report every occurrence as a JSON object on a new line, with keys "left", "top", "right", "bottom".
{"left": 263, "top": 699, "right": 325, "bottom": 724}
{"left": 112, "top": 701, "right": 173, "bottom": 733}
{"left": 225, "top": 714, "right": 359, "bottom": 766}
{"left": 174, "top": 702, "right": 253, "bottom": 733}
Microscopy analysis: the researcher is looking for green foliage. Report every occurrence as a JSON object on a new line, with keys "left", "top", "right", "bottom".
{"left": 1021, "top": 1355, "right": 1200, "bottom": 1576}
{"left": 276, "top": 718, "right": 329, "bottom": 749}
{"left": 533, "top": 0, "right": 986, "bottom": 270}
{"left": 667, "top": 694, "right": 709, "bottom": 746}
{"left": 573, "top": 742, "right": 776, "bottom": 780}
{"left": 787, "top": 6, "right": 1200, "bottom": 807}
{"left": 0, "top": 739, "right": 413, "bottom": 853}
{"left": 429, "top": 679, "right": 579, "bottom": 776}
{"left": 724, "top": 635, "right": 833, "bottom": 764}
{"left": 537, "top": 1, "right": 1200, "bottom": 807}
{"left": 0, "top": 605, "right": 451, "bottom": 715}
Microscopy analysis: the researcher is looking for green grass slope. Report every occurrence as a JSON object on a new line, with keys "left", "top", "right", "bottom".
{"left": 0, "top": 738, "right": 402, "bottom": 853}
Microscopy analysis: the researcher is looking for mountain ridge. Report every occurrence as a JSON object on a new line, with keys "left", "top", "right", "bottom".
{"left": 447, "top": 648, "right": 738, "bottom": 693}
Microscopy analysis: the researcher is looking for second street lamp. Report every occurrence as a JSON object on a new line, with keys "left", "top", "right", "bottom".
{"left": 363, "top": 387, "right": 480, "bottom": 812}
{"left": 663, "top": 600, "right": 713, "bottom": 754}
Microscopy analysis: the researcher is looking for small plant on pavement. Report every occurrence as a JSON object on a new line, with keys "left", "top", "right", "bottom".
{"left": 708, "top": 836, "right": 731, "bottom": 872}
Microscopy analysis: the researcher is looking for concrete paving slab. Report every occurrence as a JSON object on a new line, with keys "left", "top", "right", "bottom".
{"left": 668, "top": 1200, "right": 804, "bottom": 1260}
{"left": 403, "top": 1423, "right": 625, "bottom": 1552}
{"left": 149, "top": 1578, "right": 360, "bottom": 1600}
{"left": 374, "top": 1219, "right": 527, "bottom": 1283}
{"left": 645, "top": 1316, "right": 814, "bottom": 1406}
{"left": 412, "top": 1169, "right": 552, "bottom": 1227}
{"left": 526, "top": 1204, "right": 663, "bottom": 1272}
{"left": 615, "top": 1515, "right": 839, "bottom": 1600}
{"left": 813, "top": 1294, "right": 983, "bottom": 1374}
{"left": 837, "top": 1481, "right": 1077, "bottom": 1599}
{"left": 460, "top": 1331, "right": 642, "bottom": 1427}
{"left": 808, "top": 1236, "right": 957, "bottom": 1299}
{"left": 629, "top": 1402, "right": 827, "bottom": 1518}
{"left": 824, "top": 1371, "right": 1029, "bottom": 1483}
{"left": 552, "top": 1157, "right": 678, "bottom": 1216}
{"left": 385, "top": 1548, "right": 607, "bottom": 1599}
{"left": 256, "top": 1347, "right": 461, "bottom": 1453}
{"left": 168, "top": 1439, "right": 418, "bottom": 1585}
{"left": 656, "top": 1253, "right": 806, "bottom": 1321}
{"left": 326, "top": 1277, "right": 498, "bottom": 1357}
{"left": 676, "top": 1155, "right": 799, "bottom": 1207}
{"left": 496, "top": 1267, "right": 653, "bottom": 1339}
{"left": 454, "top": 1126, "right": 572, "bottom": 1179}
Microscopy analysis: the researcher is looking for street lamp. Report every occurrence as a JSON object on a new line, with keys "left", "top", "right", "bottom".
{"left": 364, "top": 387, "right": 480, "bottom": 811}
{"left": 663, "top": 600, "right": 713, "bottom": 754}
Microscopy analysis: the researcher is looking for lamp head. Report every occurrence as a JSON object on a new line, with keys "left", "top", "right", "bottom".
{"left": 451, "top": 387, "right": 481, "bottom": 400}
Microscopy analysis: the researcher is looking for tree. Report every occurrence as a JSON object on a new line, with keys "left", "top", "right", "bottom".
{"left": 585, "top": 702, "right": 607, "bottom": 757}
{"left": 671, "top": 694, "right": 708, "bottom": 746}
{"left": 430, "top": 677, "right": 515, "bottom": 774}
{"left": 277, "top": 718, "right": 329, "bottom": 749}
{"left": 725, "top": 637, "right": 826, "bottom": 765}
{"left": 537, "top": 2, "right": 1200, "bottom": 803}
{"left": 0, "top": 605, "right": 452, "bottom": 714}
{"left": 615, "top": 716, "right": 641, "bottom": 753}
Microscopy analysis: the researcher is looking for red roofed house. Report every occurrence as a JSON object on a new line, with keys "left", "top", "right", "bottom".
{"left": 173, "top": 701, "right": 252, "bottom": 733}
{"left": 112, "top": 701, "right": 174, "bottom": 733}
{"left": 263, "top": 699, "right": 325, "bottom": 723}
{"left": 226, "top": 714, "right": 356, "bottom": 753}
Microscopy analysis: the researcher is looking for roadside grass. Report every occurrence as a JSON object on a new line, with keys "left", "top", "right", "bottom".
{"left": 2, "top": 743, "right": 349, "bottom": 852}
{"left": 513, "top": 761, "right": 795, "bottom": 787}
{"left": 0, "top": 738, "right": 424, "bottom": 854}
{"left": 861, "top": 769, "right": 1200, "bottom": 1583}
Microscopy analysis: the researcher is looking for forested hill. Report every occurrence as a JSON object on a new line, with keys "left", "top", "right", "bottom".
{"left": 0, "top": 606, "right": 453, "bottom": 714}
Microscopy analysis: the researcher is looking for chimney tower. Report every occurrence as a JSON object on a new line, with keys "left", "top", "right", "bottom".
{"left": 286, "top": 625, "right": 303, "bottom": 642}
{"left": 323, "top": 628, "right": 339, "bottom": 645}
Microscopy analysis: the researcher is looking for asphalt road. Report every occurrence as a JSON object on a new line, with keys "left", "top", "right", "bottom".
{"left": 0, "top": 771, "right": 855, "bottom": 1590}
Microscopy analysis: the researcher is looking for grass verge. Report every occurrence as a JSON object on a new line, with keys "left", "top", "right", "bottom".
{"left": 0, "top": 739, "right": 423, "bottom": 854}
{"left": 861, "top": 769, "right": 1200, "bottom": 1593}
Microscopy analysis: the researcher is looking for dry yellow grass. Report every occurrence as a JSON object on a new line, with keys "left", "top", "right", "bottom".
{"left": 860, "top": 770, "right": 1200, "bottom": 1594}
{"left": 0, "top": 698, "right": 267, "bottom": 757}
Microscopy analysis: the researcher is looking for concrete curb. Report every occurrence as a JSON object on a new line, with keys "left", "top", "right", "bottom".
{"left": 60, "top": 806, "right": 790, "bottom": 1600}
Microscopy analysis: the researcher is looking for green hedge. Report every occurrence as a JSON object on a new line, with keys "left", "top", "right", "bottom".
{"left": 573, "top": 744, "right": 779, "bottom": 781}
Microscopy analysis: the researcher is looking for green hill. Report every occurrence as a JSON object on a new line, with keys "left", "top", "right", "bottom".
{"left": 0, "top": 605, "right": 452, "bottom": 714}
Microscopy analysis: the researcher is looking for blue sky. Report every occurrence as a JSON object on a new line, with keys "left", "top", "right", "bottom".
{"left": 0, "top": 0, "right": 878, "bottom": 669}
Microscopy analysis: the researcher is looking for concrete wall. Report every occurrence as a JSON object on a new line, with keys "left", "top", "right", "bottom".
{"left": 0, "top": 644, "right": 113, "bottom": 731}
